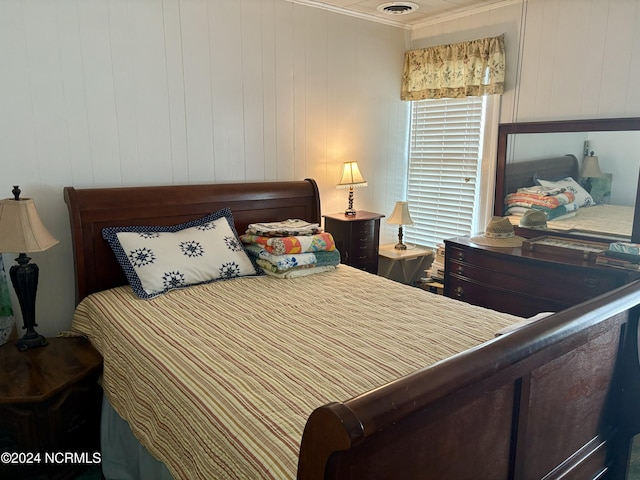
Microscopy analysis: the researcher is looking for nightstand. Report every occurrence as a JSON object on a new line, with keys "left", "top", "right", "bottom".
{"left": 378, "top": 244, "right": 434, "bottom": 285}
{"left": 324, "top": 211, "right": 384, "bottom": 274}
{"left": 0, "top": 336, "right": 103, "bottom": 480}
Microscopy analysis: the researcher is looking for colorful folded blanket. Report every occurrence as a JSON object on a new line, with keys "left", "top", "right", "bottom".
{"left": 504, "top": 191, "right": 575, "bottom": 212}
{"left": 245, "top": 244, "right": 340, "bottom": 273}
{"left": 245, "top": 219, "right": 322, "bottom": 237}
{"left": 240, "top": 232, "right": 336, "bottom": 255}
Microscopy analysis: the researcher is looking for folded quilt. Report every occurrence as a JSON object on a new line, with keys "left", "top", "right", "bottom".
{"left": 245, "top": 244, "right": 340, "bottom": 272}
{"left": 246, "top": 219, "right": 322, "bottom": 237}
{"left": 240, "top": 232, "right": 336, "bottom": 255}
{"left": 255, "top": 258, "right": 315, "bottom": 273}
{"left": 506, "top": 203, "right": 577, "bottom": 220}
{"left": 260, "top": 265, "right": 337, "bottom": 279}
{"left": 516, "top": 185, "right": 566, "bottom": 196}
{"left": 504, "top": 190, "right": 575, "bottom": 211}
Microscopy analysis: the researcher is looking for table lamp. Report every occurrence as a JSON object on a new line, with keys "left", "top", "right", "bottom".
{"left": 387, "top": 201, "right": 413, "bottom": 250}
{"left": 0, "top": 186, "right": 59, "bottom": 351}
{"left": 336, "top": 161, "right": 367, "bottom": 216}
{"left": 580, "top": 152, "right": 603, "bottom": 193}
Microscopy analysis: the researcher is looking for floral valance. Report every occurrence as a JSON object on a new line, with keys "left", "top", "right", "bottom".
{"left": 401, "top": 34, "right": 505, "bottom": 101}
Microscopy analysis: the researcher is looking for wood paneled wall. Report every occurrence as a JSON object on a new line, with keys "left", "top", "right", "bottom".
{"left": 411, "top": 0, "right": 640, "bottom": 123}
{"left": 2, "top": 0, "right": 639, "bottom": 334}
{"left": 0, "top": 0, "right": 409, "bottom": 335}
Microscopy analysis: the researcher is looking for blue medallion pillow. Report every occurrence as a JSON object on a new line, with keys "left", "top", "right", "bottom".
{"left": 102, "top": 208, "right": 257, "bottom": 299}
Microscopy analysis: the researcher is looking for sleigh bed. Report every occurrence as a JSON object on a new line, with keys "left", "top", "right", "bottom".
{"left": 64, "top": 179, "right": 640, "bottom": 479}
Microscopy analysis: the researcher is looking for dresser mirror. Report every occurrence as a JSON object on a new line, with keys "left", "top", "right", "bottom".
{"left": 494, "top": 117, "right": 640, "bottom": 243}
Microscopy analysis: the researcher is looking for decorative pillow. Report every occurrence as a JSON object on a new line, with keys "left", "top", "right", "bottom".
{"left": 535, "top": 176, "right": 595, "bottom": 207}
{"left": 102, "top": 208, "right": 257, "bottom": 299}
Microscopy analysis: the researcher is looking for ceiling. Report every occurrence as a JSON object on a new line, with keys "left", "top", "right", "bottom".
{"left": 289, "top": 0, "right": 517, "bottom": 29}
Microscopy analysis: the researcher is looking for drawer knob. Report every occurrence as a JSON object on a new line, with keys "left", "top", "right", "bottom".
{"left": 456, "top": 251, "right": 465, "bottom": 261}
{"left": 454, "top": 286, "right": 464, "bottom": 298}
{"left": 456, "top": 265, "right": 464, "bottom": 275}
{"left": 584, "top": 277, "right": 600, "bottom": 288}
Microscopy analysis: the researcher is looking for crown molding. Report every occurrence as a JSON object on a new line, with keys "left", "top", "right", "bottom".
{"left": 284, "top": 0, "right": 412, "bottom": 29}
{"left": 410, "top": 0, "right": 522, "bottom": 30}
{"left": 285, "top": 0, "right": 523, "bottom": 30}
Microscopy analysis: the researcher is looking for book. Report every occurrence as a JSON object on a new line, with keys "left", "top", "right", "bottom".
{"left": 595, "top": 254, "right": 640, "bottom": 271}
{"left": 609, "top": 242, "right": 640, "bottom": 256}
{"left": 603, "top": 250, "right": 640, "bottom": 264}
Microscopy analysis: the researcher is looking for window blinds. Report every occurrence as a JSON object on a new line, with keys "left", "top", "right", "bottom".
{"left": 405, "top": 96, "right": 485, "bottom": 249}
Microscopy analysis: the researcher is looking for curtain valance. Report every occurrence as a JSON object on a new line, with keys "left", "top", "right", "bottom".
{"left": 401, "top": 34, "right": 505, "bottom": 101}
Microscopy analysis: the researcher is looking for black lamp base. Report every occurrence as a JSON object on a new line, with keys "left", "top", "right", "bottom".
{"left": 394, "top": 226, "right": 407, "bottom": 250}
{"left": 10, "top": 253, "right": 48, "bottom": 351}
{"left": 15, "top": 332, "right": 48, "bottom": 351}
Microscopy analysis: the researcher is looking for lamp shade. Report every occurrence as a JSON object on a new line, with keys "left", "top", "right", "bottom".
{"left": 0, "top": 197, "right": 59, "bottom": 253}
{"left": 581, "top": 156, "right": 603, "bottom": 178}
{"left": 387, "top": 201, "right": 413, "bottom": 226}
{"left": 337, "top": 161, "right": 367, "bottom": 189}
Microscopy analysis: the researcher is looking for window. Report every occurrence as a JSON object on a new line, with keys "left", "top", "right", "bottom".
{"left": 405, "top": 96, "right": 498, "bottom": 249}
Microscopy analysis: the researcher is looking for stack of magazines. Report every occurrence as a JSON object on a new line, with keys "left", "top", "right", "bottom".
{"left": 427, "top": 244, "right": 445, "bottom": 281}
{"left": 595, "top": 242, "right": 640, "bottom": 270}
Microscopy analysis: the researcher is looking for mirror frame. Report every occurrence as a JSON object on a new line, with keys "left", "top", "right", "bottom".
{"left": 494, "top": 117, "right": 640, "bottom": 243}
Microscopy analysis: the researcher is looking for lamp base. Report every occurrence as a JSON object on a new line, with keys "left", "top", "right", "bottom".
{"left": 15, "top": 331, "right": 48, "bottom": 351}
{"left": 10, "top": 254, "right": 48, "bottom": 351}
{"left": 394, "top": 226, "right": 407, "bottom": 250}
{"left": 344, "top": 187, "right": 357, "bottom": 216}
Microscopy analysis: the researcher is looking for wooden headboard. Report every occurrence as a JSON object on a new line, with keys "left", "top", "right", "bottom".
{"left": 496, "top": 154, "right": 579, "bottom": 214}
{"left": 63, "top": 179, "right": 321, "bottom": 303}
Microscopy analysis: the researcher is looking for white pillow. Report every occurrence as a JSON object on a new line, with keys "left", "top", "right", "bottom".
{"left": 102, "top": 208, "right": 257, "bottom": 299}
{"left": 535, "top": 177, "right": 595, "bottom": 207}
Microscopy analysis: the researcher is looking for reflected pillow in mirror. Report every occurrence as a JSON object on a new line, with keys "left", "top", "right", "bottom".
{"left": 102, "top": 208, "right": 257, "bottom": 299}
{"left": 535, "top": 176, "right": 595, "bottom": 207}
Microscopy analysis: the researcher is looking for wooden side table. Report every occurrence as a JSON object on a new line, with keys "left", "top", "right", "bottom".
{"left": 324, "top": 211, "right": 384, "bottom": 274}
{"left": 378, "top": 244, "right": 434, "bottom": 285}
{"left": 0, "top": 336, "right": 103, "bottom": 480}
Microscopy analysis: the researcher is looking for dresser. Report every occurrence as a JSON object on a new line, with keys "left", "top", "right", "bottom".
{"left": 444, "top": 236, "right": 640, "bottom": 318}
{"left": 324, "top": 211, "right": 384, "bottom": 274}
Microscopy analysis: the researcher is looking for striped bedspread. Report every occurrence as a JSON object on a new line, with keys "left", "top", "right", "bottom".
{"left": 72, "top": 265, "right": 519, "bottom": 479}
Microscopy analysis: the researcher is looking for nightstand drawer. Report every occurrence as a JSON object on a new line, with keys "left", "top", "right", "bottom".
{"left": 351, "top": 221, "right": 375, "bottom": 241}
{"left": 324, "top": 211, "right": 384, "bottom": 274}
{"left": 0, "top": 337, "right": 103, "bottom": 480}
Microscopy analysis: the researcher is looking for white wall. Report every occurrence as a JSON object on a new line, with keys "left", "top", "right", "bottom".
{"left": 0, "top": 0, "right": 410, "bottom": 335}
{"left": 4, "top": 0, "right": 640, "bottom": 335}
{"left": 411, "top": 0, "right": 640, "bottom": 228}
{"left": 411, "top": 0, "right": 640, "bottom": 123}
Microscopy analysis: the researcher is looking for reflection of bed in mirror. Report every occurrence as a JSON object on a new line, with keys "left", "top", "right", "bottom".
{"left": 494, "top": 117, "right": 640, "bottom": 243}
{"left": 501, "top": 154, "right": 635, "bottom": 239}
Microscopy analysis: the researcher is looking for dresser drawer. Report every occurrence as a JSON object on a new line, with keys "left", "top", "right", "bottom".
{"left": 447, "top": 258, "right": 620, "bottom": 301}
{"left": 446, "top": 275, "right": 571, "bottom": 317}
{"left": 447, "top": 246, "right": 623, "bottom": 297}
{"left": 444, "top": 237, "right": 638, "bottom": 317}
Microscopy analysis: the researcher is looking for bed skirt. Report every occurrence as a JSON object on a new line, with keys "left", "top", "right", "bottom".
{"left": 101, "top": 395, "right": 174, "bottom": 480}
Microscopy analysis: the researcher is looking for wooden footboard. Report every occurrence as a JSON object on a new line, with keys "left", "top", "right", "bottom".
{"left": 298, "top": 281, "right": 640, "bottom": 480}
